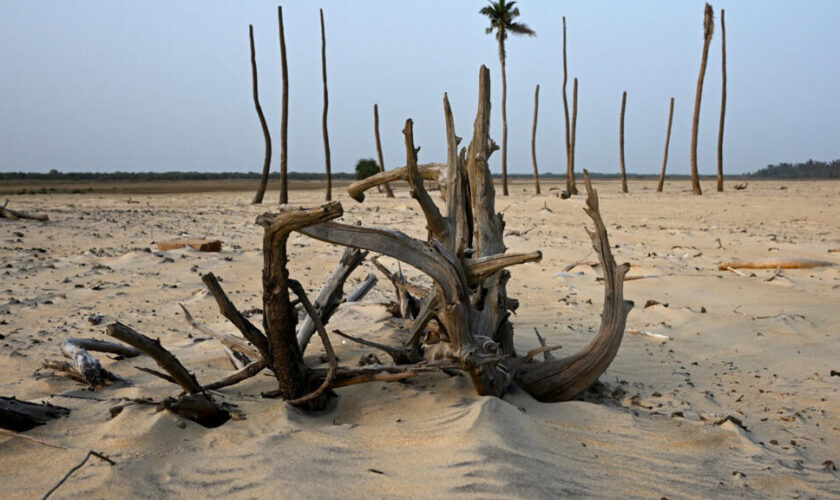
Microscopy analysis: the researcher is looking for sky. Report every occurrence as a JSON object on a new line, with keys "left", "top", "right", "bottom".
{"left": 1, "top": 1, "right": 839, "bottom": 176}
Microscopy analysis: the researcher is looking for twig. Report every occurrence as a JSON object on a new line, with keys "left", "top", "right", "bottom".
{"left": 725, "top": 266, "right": 748, "bottom": 277}
{"left": 0, "top": 428, "right": 69, "bottom": 450}
{"left": 178, "top": 303, "right": 260, "bottom": 358}
{"left": 42, "top": 450, "right": 115, "bottom": 499}
{"left": 627, "top": 328, "right": 671, "bottom": 341}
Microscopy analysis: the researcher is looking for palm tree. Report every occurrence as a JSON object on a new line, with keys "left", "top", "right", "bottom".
{"left": 690, "top": 3, "right": 714, "bottom": 195}
{"left": 480, "top": 0, "right": 535, "bottom": 196}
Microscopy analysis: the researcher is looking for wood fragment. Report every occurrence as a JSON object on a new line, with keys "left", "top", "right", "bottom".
{"left": 157, "top": 238, "right": 221, "bottom": 252}
{"left": 0, "top": 200, "right": 48, "bottom": 221}
{"left": 0, "top": 397, "right": 70, "bottom": 432}
{"left": 178, "top": 303, "right": 260, "bottom": 359}
{"left": 0, "top": 428, "right": 69, "bottom": 449}
{"left": 627, "top": 328, "right": 671, "bottom": 341}
{"left": 719, "top": 258, "right": 836, "bottom": 270}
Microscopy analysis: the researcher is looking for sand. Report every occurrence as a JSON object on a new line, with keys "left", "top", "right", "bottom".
{"left": 1, "top": 179, "right": 838, "bottom": 499}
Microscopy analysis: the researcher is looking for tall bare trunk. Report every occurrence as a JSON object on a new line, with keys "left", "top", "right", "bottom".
{"left": 570, "top": 77, "right": 578, "bottom": 191}
{"left": 499, "top": 36, "right": 509, "bottom": 196}
{"left": 619, "top": 91, "right": 628, "bottom": 193}
{"left": 531, "top": 84, "right": 540, "bottom": 195}
{"left": 374, "top": 104, "right": 394, "bottom": 197}
{"left": 320, "top": 9, "right": 332, "bottom": 201}
{"left": 691, "top": 3, "right": 715, "bottom": 196}
{"left": 250, "top": 25, "right": 273, "bottom": 205}
{"left": 717, "top": 8, "right": 726, "bottom": 192}
{"left": 278, "top": 6, "right": 289, "bottom": 204}
{"left": 657, "top": 97, "right": 675, "bottom": 192}
{"left": 562, "top": 17, "right": 575, "bottom": 195}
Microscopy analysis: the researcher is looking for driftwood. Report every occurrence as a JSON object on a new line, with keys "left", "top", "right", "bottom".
{"left": 0, "top": 397, "right": 70, "bottom": 432}
{"left": 42, "top": 450, "right": 115, "bottom": 500}
{"left": 300, "top": 66, "right": 630, "bottom": 402}
{"left": 320, "top": 8, "right": 332, "bottom": 201}
{"left": 718, "top": 258, "right": 836, "bottom": 270}
{"left": 157, "top": 238, "right": 221, "bottom": 252}
{"left": 619, "top": 91, "right": 628, "bottom": 193}
{"left": 347, "top": 163, "right": 445, "bottom": 203}
{"left": 74, "top": 64, "right": 632, "bottom": 423}
{"left": 297, "top": 247, "right": 368, "bottom": 352}
{"left": 657, "top": 97, "right": 675, "bottom": 192}
{"left": 41, "top": 338, "right": 139, "bottom": 388}
{"left": 277, "top": 5, "right": 290, "bottom": 204}
{"left": 0, "top": 200, "right": 48, "bottom": 221}
{"left": 106, "top": 322, "right": 230, "bottom": 427}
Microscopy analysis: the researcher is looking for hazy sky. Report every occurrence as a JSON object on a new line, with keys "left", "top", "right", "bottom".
{"left": 1, "top": 1, "right": 839, "bottom": 175}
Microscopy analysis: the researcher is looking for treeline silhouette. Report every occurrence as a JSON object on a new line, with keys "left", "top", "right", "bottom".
{"left": 750, "top": 159, "right": 840, "bottom": 179}
{"left": 1, "top": 169, "right": 697, "bottom": 182}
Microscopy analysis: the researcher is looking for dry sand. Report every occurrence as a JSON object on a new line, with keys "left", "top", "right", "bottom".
{"left": 1, "top": 179, "right": 838, "bottom": 499}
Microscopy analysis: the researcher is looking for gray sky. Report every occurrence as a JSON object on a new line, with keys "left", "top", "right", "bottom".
{"left": 1, "top": 1, "right": 838, "bottom": 175}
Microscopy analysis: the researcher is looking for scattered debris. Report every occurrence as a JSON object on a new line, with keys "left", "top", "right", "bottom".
{"left": 157, "top": 238, "right": 222, "bottom": 252}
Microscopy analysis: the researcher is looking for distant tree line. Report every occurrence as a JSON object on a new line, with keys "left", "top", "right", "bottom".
{"left": 0, "top": 169, "right": 356, "bottom": 182}
{"left": 749, "top": 159, "right": 840, "bottom": 179}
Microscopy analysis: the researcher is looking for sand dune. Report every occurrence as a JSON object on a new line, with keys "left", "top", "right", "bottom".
{"left": 1, "top": 179, "right": 838, "bottom": 498}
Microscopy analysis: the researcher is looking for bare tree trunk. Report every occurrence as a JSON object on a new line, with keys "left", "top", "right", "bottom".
{"left": 717, "top": 8, "right": 726, "bottom": 192}
{"left": 374, "top": 104, "right": 394, "bottom": 197}
{"left": 570, "top": 77, "right": 578, "bottom": 192}
{"left": 278, "top": 7, "right": 289, "bottom": 204}
{"left": 619, "top": 91, "right": 628, "bottom": 193}
{"left": 320, "top": 9, "right": 332, "bottom": 201}
{"left": 691, "top": 3, "right": 715, "bottom": 196}
{"left": 250, "top": 25, "right": 273, "bottom": 205}
{"left": 499, "top": 37, "right": 509, "bottom": 196}
{"left": 562, "top": 17, "right": 574, "bottom": 195}
{"left": 657, "top": 97, "right": 675, "bottom": 192}
{"left": 531, "top": 84, "right": 540, "bottom": 195}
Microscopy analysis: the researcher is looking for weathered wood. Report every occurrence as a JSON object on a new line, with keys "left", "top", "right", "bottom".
{"left": 531, "top": 84, "right": 541, "bottom": 195}
{"left": 106, "top": 322, "right": 230, "bottom": 427}
{"left": 347, "top": 163, "right": 444, "bottom": 202}
{"left": 201, "top": 273, "right": 270, "bottom": 360}
{"left": 463, "top": 251, "right": 542, "bottom": 286}
{"left": 657, "top": 97, "right": 675, "bottom": 192}
{"left": 345, "top": 273, "right": 378, "bottom": 302}
{"left": 278, "top": 5, "right": 290, "bottom": 204}
{"left": 562, "top": 16, "right": 574, "bottom": 195}
{"left": 570, "top": 77, "right": 578, "bottom": 194}
{"left": 404, "top": 118, "right": 450, "bottom": 246}
{"left": 718, "top": 258, "right": 836, "bottom": 270}
{"left": 157, "top": 238, "right": 221, "bottom": 252}
{"left": 0, "top": 397, "right": 70, "bottom": 432}
{"left": 619, "top": 91, "right": 628, "bottom": 193}
{"left": 373, "top": 104, "right": 395, "bottom": 197}
{"left": 514, "top": 171, "right": 632, "bottom": 401}
{"left": 58, "top": 338, "right": 125, "bottom": 388}
{"left": 249, "top": 24, "right": 273, "bottom": 205}
{"left": 204, "top": 359, "right": 267, "bottom": 392}
{"left": 106, "top": 322, "right": 203, "bottom": 394}
{"left": 256, "top": 202, "right": 343, "bottom": 401}
{"left": 0, "top": 200, "right": 48, "bottom": 221}
{"left": 320, "top": 8, "right": 332, "bottom": 201}
{"left": 690, "top": 3, "right": 715, "bottom": 195}
{"left": 178, "top": 303, "right": 260, "bottom": 359}
{"left": 297, "top": 247, "right": 368, "bottom": 352}
{"left": 62, "top": 338, "right": 141, "bottom": 358}
{"left": 717, "top": 8, "right": 727, "bottom": 192}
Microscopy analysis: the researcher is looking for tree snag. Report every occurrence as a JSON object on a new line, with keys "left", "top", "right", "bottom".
{"left": 619, "top": 91, "right": 628, "bottom": 193}
{"left": 249, "top": 25, "right": 273, "bottom": 205}
{"left": 570, "top": 77, "right": 578, "bottom": 193}
{"left": 691, "top": 3, "right": 715, "bottom": 195}
{"left": 531, "top": 84, "right": 541, "bottom": 195}
{"left": 717, "top": 8, "right": 727, "bottom": 192}
{"left": 0, "top": 200, "right": 48, "bottom": 221}
{"left": 320, "top": 8, "right": 332, "bottom": 201}
{"left": 657, "top": 97, "right": 675, "bottom": 192}
{"left": 278, "top": 6, "right": 290, "bottom": 204}
{"left": 374, "top": 104, "right": 395, "bottom": 197}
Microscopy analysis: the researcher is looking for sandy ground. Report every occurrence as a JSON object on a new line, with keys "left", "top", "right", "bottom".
{"left": 1, "top": 179, "right": 839, "bottom": 499}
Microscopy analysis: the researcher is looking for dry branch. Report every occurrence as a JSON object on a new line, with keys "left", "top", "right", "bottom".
{"left": 514, "top": 171, "right": 633, "bottom": 402}
{"left": 178, "top": 303, "right": 260, "bottom": 359}
{"left": 0, "top": 397, "right": 70, "bottom": 432}
{"left": 347, "top": 163, "right": 444, "bottom": 202}
{"left": 297, "top": 247, "right": 367, "bottom": 352}
{"left": 0, "top": 200, "right": 48, "bottom": 221}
